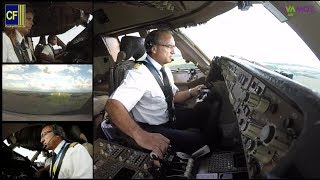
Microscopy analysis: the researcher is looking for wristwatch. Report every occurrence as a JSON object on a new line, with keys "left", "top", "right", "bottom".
{"left": 188, "top": 89, "right": 193, "bottom": 97}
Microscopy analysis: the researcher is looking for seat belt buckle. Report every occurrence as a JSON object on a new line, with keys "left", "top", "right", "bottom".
{"left": 169, "top": 115, "right": 176, "bottom": 129}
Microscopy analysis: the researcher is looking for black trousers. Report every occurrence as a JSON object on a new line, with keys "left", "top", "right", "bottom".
{"left": 137, "top": 107, "right": 209, "bottom": 155}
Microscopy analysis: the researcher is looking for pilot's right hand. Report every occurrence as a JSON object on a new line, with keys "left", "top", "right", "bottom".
{"left": 133, "top": 130, "right": 170, "bottom": 159}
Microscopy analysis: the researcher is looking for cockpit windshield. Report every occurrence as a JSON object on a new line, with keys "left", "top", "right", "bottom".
{"left": 180, "top": 4, "right": 320, "bottom": 94}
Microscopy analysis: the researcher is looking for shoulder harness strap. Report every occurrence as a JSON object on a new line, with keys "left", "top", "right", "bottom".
{"left": 53, "top": 143, "right": 70, "bottom": 180}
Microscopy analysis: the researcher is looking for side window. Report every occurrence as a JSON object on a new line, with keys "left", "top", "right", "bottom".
{"left": 3, "top": 139, "right": 46, "bottom": 168}
{"left": 118, "top": 32, "right": 141, "bottom": 41}
{"left": 32, "top": 35, "right": 63, "bottom": 52}
{"left": 102, "top": 36, "right": 120, "bottom": 62}
{"left": 167, "top": 47, "right": 198, "bottom": 71}
{"left": 117, "top": 31, "right": 198, "bottom": 71}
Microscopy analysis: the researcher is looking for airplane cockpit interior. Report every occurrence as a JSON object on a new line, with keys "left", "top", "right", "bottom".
{"left": 22, "top": 2, "right": 93, "bottom": 63}
{"left": 2, "top": 1, "right": 320, "bottom": 179}
{"left": 92, "top": 1, "right": 320, "bottom": 179}
{"left": 94, "top": 55, "right": 320, "bottom": 179}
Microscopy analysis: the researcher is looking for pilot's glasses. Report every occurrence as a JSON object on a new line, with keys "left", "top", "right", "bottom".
{"left": 157, "top": 44, "right": 176, "bottom": 50}
{"left": 41, "top": 130, "right": 52, "bottom": 138}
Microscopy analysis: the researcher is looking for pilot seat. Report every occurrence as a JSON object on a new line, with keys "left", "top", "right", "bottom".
{"left": 102, "top": 35, "right": 147, "bottom": 151}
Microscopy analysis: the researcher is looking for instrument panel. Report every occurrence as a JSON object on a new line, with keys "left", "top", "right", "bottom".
{"left": 93, "top": 55, "right": 320, "bottom": 179}
{"left": 215, "top": 56, "right": 320, "bottom": 178}
{"left": 93, "top": 138, "right": 197, "bottom": 179}
{"left": 94, "top": 138, "right": 153, "bottom": 179}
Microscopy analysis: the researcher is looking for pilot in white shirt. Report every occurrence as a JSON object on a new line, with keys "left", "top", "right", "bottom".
{"left": 2, "top": 30, "right": 34, "bottom": 63}
{"left": 111, "top": 55, "right": 179, "bottom": 125}
{"left": 39, "top": 35, "right": 66, "bottom": 63}
{"left": 106, "top": 30, "right": 206, "bottom": 158}
{"left": 50, "top": 140, "right": 93, "bottom": 179}
{"left": 3, "top": 31, "right": 19, "bottom": 62}
{"left": 3, "top": 6, "right": 35, "bottom": 63}
{"left": 40, "top": 125, "right": 93, "bottom": 179}
{"left": 41, "top": 43, "right": 55, "bottom": 60}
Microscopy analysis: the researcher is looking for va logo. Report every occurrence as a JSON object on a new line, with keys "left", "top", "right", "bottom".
{"left": 282, "top": 5, "right": 315, "bottom": 17}
{"left": 5, "top": 4, "right": 26, "bottom": 27}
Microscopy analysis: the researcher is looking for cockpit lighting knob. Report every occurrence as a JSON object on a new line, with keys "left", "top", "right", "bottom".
{"left": 250, "top": 141, "right": 275, "bottom": 164}
{"left": 242, "top": 122, "right": 263, "bottom": 139}
{"left": 260, "top": 124, "right": 290, "bottom": 153}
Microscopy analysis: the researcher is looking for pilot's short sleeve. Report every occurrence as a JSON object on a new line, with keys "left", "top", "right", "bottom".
{"left": 110, "top": 68, "right": 147, "bottom": 112}
{"left": 166, "top": 67, "right": 179, "bottom": 95}
{"left": 41, "top": 45, "right": 52, "bottom": 55}
{"left": 2, "top": 32, "right": 19, "bottom": 63}
{"left": 172, "top": 84, "right": 178, "bottom": 95}
{"left": 61, "top": 144, "right": 93, "bottom": 178}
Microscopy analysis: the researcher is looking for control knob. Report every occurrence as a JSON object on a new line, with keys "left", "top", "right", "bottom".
{"left": 260, "top": 124, "right": 290, "bottom": 153}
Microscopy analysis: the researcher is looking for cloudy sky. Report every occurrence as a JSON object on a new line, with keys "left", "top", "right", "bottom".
{"left": 2, "top": 65, "right": 92, "bottom": 92}
{"left": 181, "top": 4, "right": 320, "bottom": 68}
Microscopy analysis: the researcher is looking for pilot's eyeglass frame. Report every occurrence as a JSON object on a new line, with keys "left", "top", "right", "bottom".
{"left": 41, "top": 130, "right": 52, "bottom": 138}
{"left": 157, "top": 43, "right": 176, "bottom": 50}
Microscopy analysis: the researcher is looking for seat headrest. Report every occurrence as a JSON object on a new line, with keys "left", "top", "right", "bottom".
{"left": 120, "top": 36, "right": 145, "bottom": 61}
{"left": 116, "top": 51, "right": 126, "bottom": 63}
{"left": 38, "top": 35, "right": 46, "bottom": 45}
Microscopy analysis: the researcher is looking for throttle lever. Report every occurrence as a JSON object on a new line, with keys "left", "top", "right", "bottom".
{"left": 150, "top": 152, "right": 159, "bottom": 160}
{"left": 149, "top": 152, "right": 165, "bottom": 179}
{"left": 150, "top": 152, "right": 165, "bottom": 167}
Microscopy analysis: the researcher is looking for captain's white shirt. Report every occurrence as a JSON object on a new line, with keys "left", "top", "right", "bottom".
{"left": 2, "top": 30, "right": 33, "bottom": 62}
{"left": 50, "top": 140, "right": 93, "bottom": 179}
{"left": 111, "top": 55, "right": 179, "bottom": 125}
{"left": 41, "top": 44, "right": 55, "bottom": 59}
{"left": 3, "top": 32, "right": 19, "bottom": 62}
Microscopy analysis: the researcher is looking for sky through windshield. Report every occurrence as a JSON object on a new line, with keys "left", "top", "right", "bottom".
{"left": 180, "top": 4, "right": 320, "bottom": 68}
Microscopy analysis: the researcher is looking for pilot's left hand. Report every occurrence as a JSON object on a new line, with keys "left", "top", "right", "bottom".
{"left": 190, "top": 84, "right": 206, "bottom": 97}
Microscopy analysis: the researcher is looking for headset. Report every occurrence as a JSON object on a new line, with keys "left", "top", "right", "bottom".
{"left": 145, "top": 30, "right": 162, "bottom": 53}
{"left": 145, "top": 37, "right": 155, "bottom": 53}
{"left": 144, "top": 29, "right": 172, "bottom": 53}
